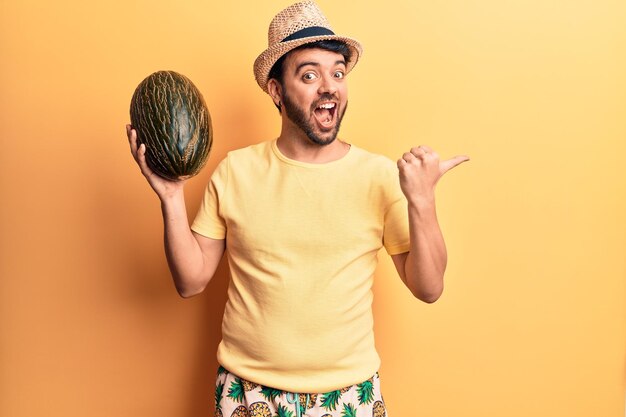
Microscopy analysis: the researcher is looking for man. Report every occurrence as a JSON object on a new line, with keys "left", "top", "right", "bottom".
{"left": 126, "top": 1, "right": 468, "bottom": 416}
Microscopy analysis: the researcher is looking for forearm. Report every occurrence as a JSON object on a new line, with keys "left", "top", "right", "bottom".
{"left": 395, "top": 144, "right": 468, "bottom": 302}
{"left": 404, "top": 198, "right": 447, "bottom": 303}
{"left": 161, "top": 192, "right": 208, "bottom": 297}
{"left": 126, "top": 125, "right": 221, "bottom": 297}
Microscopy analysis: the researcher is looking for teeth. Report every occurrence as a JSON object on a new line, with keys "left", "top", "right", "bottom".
{"left": 317, "top": 103, "right": 335, "bottom": 109}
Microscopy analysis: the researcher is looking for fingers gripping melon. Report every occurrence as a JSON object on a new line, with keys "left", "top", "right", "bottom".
{"left": 130, "top": 70, "right": 212, "bottom": 180}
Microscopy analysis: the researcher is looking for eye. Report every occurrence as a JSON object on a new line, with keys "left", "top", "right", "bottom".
{"left": 303, "top": 72, "right": 317, "bottom": 81}
{"left": 334, "top": 71, "right": 345, "bottom": 79}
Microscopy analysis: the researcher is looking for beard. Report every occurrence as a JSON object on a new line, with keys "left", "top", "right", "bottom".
{"left": 282, "top": 91, "right": 347, "bottom": 146}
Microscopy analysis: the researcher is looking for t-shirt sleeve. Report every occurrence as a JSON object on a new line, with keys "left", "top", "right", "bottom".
{"left": 190, "top": 156, "right": 229, "bottom": 239}
{"left": 382, "top": 163, "right": 410, "bottom": 255}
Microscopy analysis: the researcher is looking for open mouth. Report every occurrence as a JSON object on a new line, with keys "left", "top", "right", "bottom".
{"left": 313, "top": 102, "right": 337, "bottom": 128}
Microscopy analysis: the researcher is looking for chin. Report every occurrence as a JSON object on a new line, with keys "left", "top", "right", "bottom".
{"left": 306, "top": 129, "right": 338, "bottom": 146}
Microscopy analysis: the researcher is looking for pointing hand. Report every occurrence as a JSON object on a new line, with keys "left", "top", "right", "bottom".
{"left": 397, "top": 145, "right": 469, "bottom": 204}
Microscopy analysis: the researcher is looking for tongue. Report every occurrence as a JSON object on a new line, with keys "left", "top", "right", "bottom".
{"left": 314, "top": 108, "right": 332, "bottom": 125}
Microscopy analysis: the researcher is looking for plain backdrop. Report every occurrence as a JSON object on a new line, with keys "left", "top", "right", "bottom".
{"left": 1, "top": 0, "right": 624, "bottom": 416}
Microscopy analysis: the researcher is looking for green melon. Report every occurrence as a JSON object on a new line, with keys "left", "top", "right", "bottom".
{"left": 130, "top": 70, "right": 212, "bottom": 180}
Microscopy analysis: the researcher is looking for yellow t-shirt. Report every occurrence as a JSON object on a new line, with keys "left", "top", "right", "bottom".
{"left": 191, "top": 139, "right": 409, "bottom": 392}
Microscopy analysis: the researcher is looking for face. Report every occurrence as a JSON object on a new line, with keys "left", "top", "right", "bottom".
{"left": 273, "top": 48, "right": 349, "bottom": 146}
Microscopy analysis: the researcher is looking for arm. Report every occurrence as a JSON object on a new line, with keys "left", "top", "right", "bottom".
{"left": 161, "top": 192, "right": 225, "bottom": 298}
{"left": 392, "top": 145, "right": 469, "bottom": 303}
{"left": 127, "top": 125, "right": 225, "bottom": 298}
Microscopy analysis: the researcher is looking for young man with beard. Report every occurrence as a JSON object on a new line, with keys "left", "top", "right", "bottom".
{"left": 126, "top": 1, "right": 468, "bottom": 416}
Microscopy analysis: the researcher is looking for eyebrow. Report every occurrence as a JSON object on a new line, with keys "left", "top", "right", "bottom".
{"left": 294, "top": 60, "right": 347, "bottom": 75}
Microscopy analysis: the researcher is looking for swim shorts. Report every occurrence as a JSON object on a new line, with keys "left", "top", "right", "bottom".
{"left": 214, "top": 365, "right": 388, "bottom": 417}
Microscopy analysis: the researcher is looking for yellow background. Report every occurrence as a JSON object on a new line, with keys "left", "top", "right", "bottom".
{"left": 1, "top": 0, "right": 624, "bottom": 416}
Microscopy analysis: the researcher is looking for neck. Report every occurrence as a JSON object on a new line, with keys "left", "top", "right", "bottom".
{"left": 276, "top": 118, "right": 350, "bottom": 164}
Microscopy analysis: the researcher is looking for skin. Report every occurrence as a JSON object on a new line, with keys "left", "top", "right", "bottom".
{"left": 126, "top": 46, "right": 469, "bottom": 302}
{"left": 393, "top": 144, "right": 469, "bottom": 302}
{"left": 273, "top": 49, "right": 348, "bottom": 149}
{"left": 126, "top": 126, "right": 224, "bottom": 298}
{"left": 267, "top": 48, "right": 352, "bottom": 163}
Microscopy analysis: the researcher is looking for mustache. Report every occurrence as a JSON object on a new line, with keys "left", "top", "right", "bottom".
{"left": 311, "top": 93, "right": 339, "bottom": 110}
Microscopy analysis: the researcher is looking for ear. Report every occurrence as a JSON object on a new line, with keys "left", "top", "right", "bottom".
{"left": 267, "top": 79, "right": 283, "bottom": 107}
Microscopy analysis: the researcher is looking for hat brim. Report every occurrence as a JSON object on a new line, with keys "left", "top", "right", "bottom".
{"left": 253, "top": 35, "right": 363, "bottom": 93}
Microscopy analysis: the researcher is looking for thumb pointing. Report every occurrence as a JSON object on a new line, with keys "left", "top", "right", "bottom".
{"left": 440, "top": 155, "right": 470, "bottom": 174}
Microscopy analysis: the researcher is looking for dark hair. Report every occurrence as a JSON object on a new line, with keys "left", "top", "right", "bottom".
{"left": 268, "top": 40, "right": 353, "bottom": 112}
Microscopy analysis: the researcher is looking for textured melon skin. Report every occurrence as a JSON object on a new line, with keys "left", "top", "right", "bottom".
{"left": 130, "top": 70, "right": 212, "bottom": 180}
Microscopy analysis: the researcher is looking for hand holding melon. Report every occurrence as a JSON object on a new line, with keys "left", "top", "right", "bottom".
{"left": 126, "top": 124, "right": 186, "bottom": 199}
{"left": 128, "top": 70, "right": 213, "bottom": 181}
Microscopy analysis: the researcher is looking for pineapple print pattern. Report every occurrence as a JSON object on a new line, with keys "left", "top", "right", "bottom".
{"left": 357, "top": 379, "right": 374, "bottom": 405}
{"left": 227, "top": 378, "right": 246, "bottom": 403}
{"left": 230, "top": 405, "right": 249, "bottom": 417}
{"left": 242, "top": 379, "right": 259, "bottom": 392}
{"left": 249, "top": 401, "right": 272, "bottom": 417}
{"left": 372, "top": 401, "right": 386, "bottom": 417}
{"left": 216, "top": 382, "right": 225, "bottom": 411}
{"left": 298, "top": 392, "right": 318, "bottom": 415}
{"left": 215, "top": 365, "right": 388, "bottom": 417}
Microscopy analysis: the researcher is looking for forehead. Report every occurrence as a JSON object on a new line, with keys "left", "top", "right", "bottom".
{"left": 283, "top": 48, "right": 347, "bottom": 72}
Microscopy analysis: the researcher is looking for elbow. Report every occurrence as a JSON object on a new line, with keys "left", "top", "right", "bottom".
{"left": 403, "top": 259, "right": 446, "bottom": 304}
{"left": 412, "top": 283, "right": 444, "bottom": 304}
{"left": 417, "top": 290, "right": 442, "bottom": 304}
{"left": 175, "top": 280, "right": 206, "bottom": 299}
{"left": 171, "top": 268, "right": 213, "bottom": 298}
{"left": 177, "top": 289, "right": 199, "bottom": 299}
{"left": 177, "top": 286, "right": 204, "bottom": 299}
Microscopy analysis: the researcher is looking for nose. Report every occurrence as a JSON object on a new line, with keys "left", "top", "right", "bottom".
{"left": 317, "top": 74, "right": 337, "bottom": 95}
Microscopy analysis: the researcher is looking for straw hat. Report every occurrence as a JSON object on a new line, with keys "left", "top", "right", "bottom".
{"left": 253, "top": 1, "right": 363, "bottom": 93}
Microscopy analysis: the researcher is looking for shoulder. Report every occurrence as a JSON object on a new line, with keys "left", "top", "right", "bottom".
{"left": 227, "top": 140, "right": 270, "bottom": 157}
{"left": 350, "top": 144, "right": 395, "bottom": 165}
{"left": 223, "top": 140, "right": 273, "bottom": 167}
{"left": 212, "top": 140, "right": 273, "bottom": 172}
{"left": 348, "top": 144, "right": 398, "bottom": 177}
{"left": 209, "top": 140, "right": 274, "bottom": 186}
